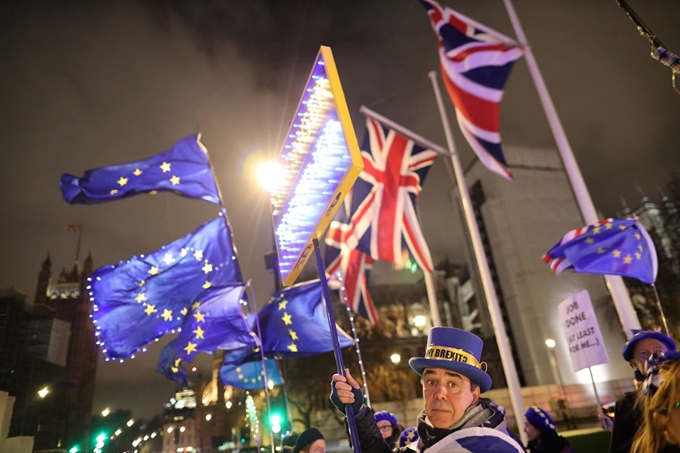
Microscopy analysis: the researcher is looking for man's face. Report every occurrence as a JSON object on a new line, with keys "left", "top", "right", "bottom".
{"left": 422, "top": 368, "right": 479, "bottom": 428}
{"left": 630, "top": 338, "right": 670, "bottom": 374}
{"left": 376, "top": 420, "right": 393, "bottom": 440}
{"left": 307, "top": 439, "right": 325, "bottom": 453}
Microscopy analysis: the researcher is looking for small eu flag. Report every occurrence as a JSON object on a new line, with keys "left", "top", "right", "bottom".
{"left": 255, "top": 279, "right": 354, "bottom": 358}
{"left": 543, "top": 218, "right": 658, "bottom": 285}
{"left": 60, "top": 133, "right": 221, "bottom": 206}
{"left": 156, "top": 283, "right": 257, "bottom": 386}
{"left": 220, "top": 359, "right": 282, "bottom": 390}
{"left": 91, "top": 214, "right": 243, "bottom": 359}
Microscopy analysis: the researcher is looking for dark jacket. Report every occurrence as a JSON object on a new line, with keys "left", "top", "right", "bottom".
{"left": 526, "top": 432, "right": 574, "bottom": 453}
{"left": 347, "top": 398, "right": 521, "bottom": 453}
{"left": 609, "top": 392, "right": 640, "bottom": 453}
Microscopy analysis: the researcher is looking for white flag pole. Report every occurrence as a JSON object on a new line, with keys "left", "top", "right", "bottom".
{"left": 428, "top": 70, "right": 527, "bottom": 442}
{"left": 359, "top": 105, "right": 447, "bottom": 327}
{"left": 501, "top": 0, "right": 641, "bottom": 338}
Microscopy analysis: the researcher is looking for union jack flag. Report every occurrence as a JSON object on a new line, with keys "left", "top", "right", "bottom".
{"left": 420, "top": 0, "right": 524, "bottom": 181}
{"left": 348, "top": 116, "right": 437, "bottom": 273}
{"left": 325, "top": 196, "right": 378, "bottom": 325}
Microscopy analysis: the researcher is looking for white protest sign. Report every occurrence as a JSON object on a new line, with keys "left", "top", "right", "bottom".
{"left": 558, "top": 289, "right": 609, "bottom": 372}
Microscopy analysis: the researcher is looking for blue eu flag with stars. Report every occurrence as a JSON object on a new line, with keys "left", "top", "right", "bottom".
{"left": 543, "top": 218, "right": 658, "bottom": 284}
{"left": 220, "top": 359, "right": 283, "bottom": 390}
{"left": 91, "top": 213, "right": 244, "bottom": 359}
{"left": 60, "top": 133, "right": 222, "bottom": 206}
{"left": 254, "top": 279, "right": 354, "bottom": 358}
{"left": 156, "top": 283, "right": 257, "bottom": 386}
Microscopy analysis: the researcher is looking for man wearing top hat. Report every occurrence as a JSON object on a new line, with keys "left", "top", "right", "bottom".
{"left": 331, "top": 327, "right": 523, "bottom": 453}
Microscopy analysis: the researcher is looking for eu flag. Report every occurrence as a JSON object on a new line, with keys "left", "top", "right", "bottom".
{"left": 156, "top": 283, "right": 257, "bottom": 386}
{"left": 60, "top": 133, "right": 222, "bottom": 206}
{"left": 255, "top": 279, "right": 354, "bottom": 358}
{"left": 543, "top": 218, "right": 658, "bottom": 284}
{"left": 220, "top": 359, "right": 282, "bottom": 390}
{"left": 91, "top": 214, "right": 244, "bottom": 358}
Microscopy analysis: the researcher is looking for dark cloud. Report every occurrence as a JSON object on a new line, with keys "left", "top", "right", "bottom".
{"left": 1, "top": 0, "right": 678, "bottom": 419}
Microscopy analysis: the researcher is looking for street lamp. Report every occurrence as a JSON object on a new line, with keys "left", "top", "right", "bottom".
{"left": 101, "top": 408, "right": 110, "bottom": 417}
{"left": 37, "top": 387, "right": 49, "bottom": 398}
{"left": 390, "top": 353, "right": 401, "bottom": 366}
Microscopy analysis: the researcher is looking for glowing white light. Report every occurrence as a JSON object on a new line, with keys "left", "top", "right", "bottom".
{"left": 115, "top": 430, "right": 122, "bottom": 436}
{"left": 226, "top": 401, "right": 233, "bottom": 409}
{"left": 127, "top": 419, "right": 134, "bottom": 427}
{"left": 167, "top": 427, "right": 173, "bottom": 433}
{"left": 390, "top": 353, "right": 401, "bottom": 365}
{"left": 545, "top": 338, "right": 556, "bottom": 349}
{"left": 257, "top": 161, "right": 283, "bottom": 193}
{"left": 206, "top": 414, "right": 212, "bottom": 421}
{"left": 151, "top": 432, "right": 157, "bottom": 438}
{"left": 101, "top": 408, "right": 110, "bottom": 417}
{"left": 180, "top": 426, "right": 186, "bottom": 433}
{"left": 413, "top": 315, "right": 427, "bottom": 328}
{"left": 38, "top": 387, "right": 49, "bottom": 398}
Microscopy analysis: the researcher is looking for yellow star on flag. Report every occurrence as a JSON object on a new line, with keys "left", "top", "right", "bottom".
{"left": 288, "top": 329, "right": 298, "bottom": 341}
{"left": 638, "top": 244, "right": 644, "bottom": 252}
{"left": 635, "top": 252, "right": 642, "bottom": 260}
{"left": 605, "top": 223, "right": 613, "bottom": 230}
{"left": 202, "top": 281, "right": 211, "bottom": 289}
{"left": 184, "top": 342, "right": 197, "bottom": 354}
{"left": 597, "top": 247, "right": 606, "bottom": 254}
{"left": 162, "top": 309, "right": 173, "bottom": 321}
{"left": 160, "top": 162, "right": 171, "bottom": 173}
{"left": 202, "top": 263, "right": 213, "bottom": 274}
{"left": 163, "top": 253, "right": 175, "bottom": 265}
{"left": 193, "top": 326, "right": 205, "bottom": 339}
{"left": 194, "top": 311, "right": 206, "bottom": 323}
{"left": 623, "top": 255, "right": 633, "bottom": 264}
{"left": 110, "top": 189, "right": 118, "bottom": 195}
{"left": 139, "top": 280, "right": 145, "bottom": 287}
{"left": 585, "top": 238, "right": 594, "bottom": 244}
{"left": 133, "top": 168, "right": 142, "bottom": 176}
{"left": 192, "top": 301, "right": 201, "bottom": 310}
{"left": 145, "top": 304, "right": 157, "bottom": 315}
{"left": 287, "top": 344, "right": 298, "bottom": 353}
{"left": 634, "top": 233, "right": 641, "bottom": 240}
{"left": 117, "top": 176, "right": 128, "bottom": 186}
{"left": 278, "top": 299, "right": 288, "bottom": 310}
{"left": 619, "top": 225, "right": 627, "bottom": 230}
{"left": 180, "top": 248, "right": 188, "bottom": 257}
{"left": 282, "top": 313, "right": 292, "bottom": 325}
{"left": 238, "top": 374, "right": 244, "bottom": 379}
{"left": 175, "top": 358, "right": 182, "bottom": 367}
{"left": 181, "top": 307, "right": 188, "bottom": 316}
{"left": 171, "top": 366, "right": 179, "bottom": 373}
{"left": 149, "top": 266, "right": 159, "bottom": 275}
{"left": 135, "top": 292, "right": 146, "bottom": 303}
{"left": 170, "top": 175, "right": 181, "bottom": 185}
{"left": 150, "top": 190, "right": 157, "bottom": 195}
{"left": 612, "top": 249, "right": 622, "bottom": 258}
{"left": 592, "top": 227, "right": 601, "bottom": 234}
{"left": 194, "top": 250, "right": 203, "bottom": 260}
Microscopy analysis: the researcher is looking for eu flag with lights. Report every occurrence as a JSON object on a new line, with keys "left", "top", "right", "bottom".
{"left": 347, "top": 116, "right": 437, "bottom": 272}
{"left": 60, "top": 133, "right": 222, "bottom": 206}
{"left": 543, "top": 218, "right": 658, "bottom": 284}
{"left": 325, "top": 195, "right": 378, "bottom": 325}
{"left": 91, "top": 214, "right": 244, "bottom": 359}
{"left": 156, "top": 283, "right": 257, "bottom": 386}
{"left": 255, "top": 279, "right": 354, "bottom": 358}
{"left": 420, "top": 0, "right": 524, "bottom": 180}
{"left": 220, "top": 359, "right": 282, "bottom": 390}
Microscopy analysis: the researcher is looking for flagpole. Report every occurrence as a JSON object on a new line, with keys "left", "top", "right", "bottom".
{"left": 359, "top": 106, "right": 445, "bottom": 327}
{"left": 501, "top": 0, "right": 641, "bottom": 339}
{"left": 428, "top": 71, "right": 527, "bottom": 442}
{"left": 312, "top": 238, "right": 362, "bottom": 453}
{"left": 247, "top": 282, "right": 276, "bottom": 453}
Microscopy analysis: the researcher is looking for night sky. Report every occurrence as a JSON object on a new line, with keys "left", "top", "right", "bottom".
{"left": 1, "top": 0, "right": 678, "bottom": 420}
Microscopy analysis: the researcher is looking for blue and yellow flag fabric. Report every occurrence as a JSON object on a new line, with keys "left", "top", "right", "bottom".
{"left": 543, "top": 218, "right": 658, "bottom": 284}
{"left": 91, "top": 214, "right": 243, "bottom": 359}
{"left": 220, "top": 358, "right": 282, "bottom": 390}
{"left": 156, "top": 283, "right": 257, "bottom": 386}
{"left": 254, "top": 279, "right": 354, "bottom": 358}
{"left": 60, "top": 133, "right": 221, "bottom": 206}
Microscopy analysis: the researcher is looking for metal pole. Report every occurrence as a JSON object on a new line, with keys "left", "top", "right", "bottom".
{"left": 587, "top": 367, "right": 604, "bottom": 417}
{"left": 423, "top": 272, "right": 442, "bottom": 327}
{"left": 312, "top": 239, "right": 361, "bottom": 453}
{"left": 428, "top": 71, "right": 527, "bottom": 443}
{"left": 501, "top": 0, "right": 641, "bottom": 339}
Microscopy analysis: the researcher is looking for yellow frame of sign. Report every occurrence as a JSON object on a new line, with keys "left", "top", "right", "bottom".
{"left": 269, "top": 46, "right": 363, "bottom": 287}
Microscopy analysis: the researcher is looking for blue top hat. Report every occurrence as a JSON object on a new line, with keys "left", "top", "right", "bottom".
{"left": 525, "top": 406, "right": 556, "bottom": 433}
{"left": 622, "top": 329, "right": 676, "bottom": 361}
{"left": 409, "top": 326, "right": 492, "bottom": 393}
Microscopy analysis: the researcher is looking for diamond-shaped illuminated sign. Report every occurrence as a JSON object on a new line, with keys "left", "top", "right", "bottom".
{"left": 270, "top": 46, "right": 363, "bottom": 287}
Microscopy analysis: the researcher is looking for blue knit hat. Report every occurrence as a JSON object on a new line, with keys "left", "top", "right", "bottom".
{"left": 525, "top": 406, "right": 556, "bottom": 433}
{"left": 399, "top": 427, "right": 419, "bottom": 447}
{"left": 374, "top": 411, "right": 398, "bottom": 426}
{"left": 622, "top": 329, "right": 676, "bottom": 361}
{"left": 409, "top": 327, "right": 492, "bottom": 392}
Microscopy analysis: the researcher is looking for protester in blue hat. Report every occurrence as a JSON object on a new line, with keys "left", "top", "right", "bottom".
{"left": 329, "top": 327, "right": 523, "bottom": 453}
{"left": 524, "top": 406, "right": 574, "bottom": 453}
{"left": 375, "top": 411, "right": 402, "bottom": 449}
{"left": 609, "top": 329, "right": 676, "bottom": 453}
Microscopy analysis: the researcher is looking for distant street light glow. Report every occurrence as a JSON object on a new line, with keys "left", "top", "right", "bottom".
{"left": 102, "top": 408, "right": 110, "bottom": 417}
{"left": 127, "top": 419, "right": 134, "bottom": 427}
{"left": 38, "top": 387, "right": 49, "bottom": 398}
{"left": 256, "top": 161, "right": 282, "bottom": 193}
{"left": 545, "top": 338, "right": 556, "bottom": 349}
{"left": 390, "top": 353, "right": 401, "bottom": 365}
{"left": 413, "top": 315, "right": 427, "bottom": 329}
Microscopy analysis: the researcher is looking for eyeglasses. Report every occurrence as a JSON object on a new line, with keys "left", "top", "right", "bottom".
{"left": 659, "top": 401, "right": 680, "bottom": 414}
{"left": 378, "top": 425, "right": 392, "bottom": 431}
